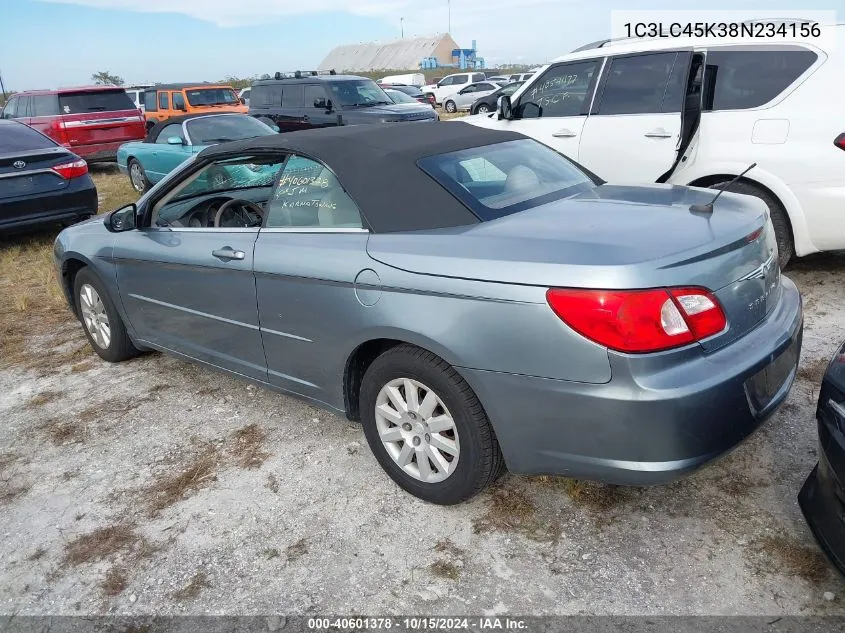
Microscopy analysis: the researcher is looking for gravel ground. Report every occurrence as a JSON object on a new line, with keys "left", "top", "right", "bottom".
{"left": 1, "top": 252, "right": 844, "bottom": 617}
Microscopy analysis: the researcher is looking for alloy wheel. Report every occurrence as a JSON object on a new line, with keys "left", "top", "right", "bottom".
{"left": 374, "top": 377, "right": 460, "bottom": 483}
{"left": 129, "top": 162, "right": 145, "bottom": 192}
{"left": 477, "top": 104, "right": 490, "bottom": 113}
{"left": 79, "top": 283, "right": 111, "bottom": 349}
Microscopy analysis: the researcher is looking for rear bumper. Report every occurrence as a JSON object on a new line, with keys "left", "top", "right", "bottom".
{"left": 459, "top": 276, "right": 803, "bottom": 484}
{"left": 0, "top": 179, "right": 97, "bottom": 232}
{"left": 72, "top": 141, "right": 133, "bottom": 163}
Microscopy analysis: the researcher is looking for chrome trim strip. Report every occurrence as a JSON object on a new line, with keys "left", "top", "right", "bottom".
{"left": 63, "top": 116, "right": 141, "bottom": 128}
{"left": 127, "top": 293, "right": 259, "bottom": 329}
{"left": 260, "top": 227, "right": 369, "bottom": 234}
{"left": 0, "top": 168, "right": 58, "bottom": 180}
{"left": 146, "top": 227, "right": 260, "bottom": 233}
{"left": 260, "top": 327, "right": 312, "bottom": 343}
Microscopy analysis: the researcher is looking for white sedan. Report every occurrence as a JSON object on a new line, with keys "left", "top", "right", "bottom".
{"left": 442, "top": 82, "right": 502, "bottom": 114}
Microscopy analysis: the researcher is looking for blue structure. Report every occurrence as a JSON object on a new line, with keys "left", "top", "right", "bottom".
{"left": 419, "top": 39, "right": 484, "bottom": 70}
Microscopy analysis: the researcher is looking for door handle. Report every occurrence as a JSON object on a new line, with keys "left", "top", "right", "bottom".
{"left": 212, "top": 247, "right": 245, "bottom": 261}
{"left": 302, "top": 114, "right": 310, "bottom": 121}
{"left": 644, "top": 128, "right": 672, "bottom": 139}
{"left": 552, "top": 128, "right": 577, "bottom": 138}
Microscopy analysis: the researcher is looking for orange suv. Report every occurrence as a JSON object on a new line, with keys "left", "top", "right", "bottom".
{"left": 142, "top": 83, "right": 247, "bottom": 130}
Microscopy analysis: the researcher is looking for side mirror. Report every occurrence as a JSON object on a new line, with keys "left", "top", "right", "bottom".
{"left": 108, "top": 204, "right": 137, "bottom": 232}
{"left": 167, "top": 136, "right": 183, "bottom": 145}
{"left": 271, "top": 124, "right": 280, "bottom": 132}
{"left": 497, "top": 95, "right": 513, "bottom": 120}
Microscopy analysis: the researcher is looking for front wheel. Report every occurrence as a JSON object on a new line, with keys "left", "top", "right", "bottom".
{"left": 475, "top": 103, "right": 490, "bottom": 114}
{"left": 709, "top": 180, "right": 793, "bottom": 268}
{"left": 444, "top": 100, "right": 457, "bottom": 114}
{"left": 128, "top": 158, "right": 150, "bottom": 194}
{"left": 360, "top": 344, "right": 505, "bottom": 504}
{"left": 74, "top": 267, "right": 139, "bottom": 363}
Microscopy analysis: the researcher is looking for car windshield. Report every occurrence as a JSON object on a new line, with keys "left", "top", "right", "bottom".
{"left": 329, "top": 80, "right": 392, "bottom": 107}
{"left": 385, "top": 89, "right": 417, "bottom": 104}
{"left": 186, "top": 115, "right": 276, "bottom": 145}
{"left": 185, "top": 88, "right": 240, "bottom": 107}
{"left": 417, "top": 139, "right": 595, "bottom": 221}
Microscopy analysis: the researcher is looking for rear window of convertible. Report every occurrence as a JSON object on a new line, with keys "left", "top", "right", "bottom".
{"left": 417, "top": 139, "right": 594, "bottom": 221}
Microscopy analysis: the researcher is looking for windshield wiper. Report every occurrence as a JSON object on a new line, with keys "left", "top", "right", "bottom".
{"left": 201, "top": 137, "right": 235, "bottom": 144}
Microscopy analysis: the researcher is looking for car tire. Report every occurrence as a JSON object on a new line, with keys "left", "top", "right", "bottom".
{"left": 359, "top": 344, "right": 505, "bottom": 505}
{"left": 128, "top": 158, "right": 150, "bottom": 194}
{"left": 424, "top": 93, "right": 436, "bottom": 105}
{"left": 73, "top": 267, "right": 139, "bottom": 363}
{"left": 145, "top": 119, "right": 157, "bottom": 133}
{"left": 709, "top": 180, "right": 794, "bottom": 268}
{"left": 476, "top": 104, "right": 490, "bottom": 114}
{"left": 444, "top": 100, "right": 457, "bottom": 114}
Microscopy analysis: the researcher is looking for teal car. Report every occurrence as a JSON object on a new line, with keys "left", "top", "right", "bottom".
{"left": 117, "top": 113, "right": 278, "bottom": 194}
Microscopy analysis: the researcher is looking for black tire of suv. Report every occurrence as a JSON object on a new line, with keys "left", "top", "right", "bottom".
{"left": 444, "top": 100, "right": 457, "bottom": 114}
{"left": 73, "top": 267, "right": 140, "bottom": 363}
{"left": 359, "top": 344, "right": 505, "bottom": 505}
{"left": 709, "top": 180, "right": 794, "bottom": 269}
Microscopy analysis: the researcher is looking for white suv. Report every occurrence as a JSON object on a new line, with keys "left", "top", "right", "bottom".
{"left": 466, "top": 26, "right": 845, "bottom": 266}
{"left": 422, "top": 72, "right": 488, "bottom": 106}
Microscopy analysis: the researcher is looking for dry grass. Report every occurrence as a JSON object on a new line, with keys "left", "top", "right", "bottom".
{"left": 101, "top": 566, "right": 129, "bottom": 596}
{"left": 0, "top": 483, "right": 30, "bottom": 505}
{"left": 429, "top": 559, "right": 461, "bottom": 580}
{"left": 61, "top": 524, "right": 140, "bottom": 567}
{"left": 534, "top": 476, "right": 633, "bottom": 513}
{"left": 91, "top": 167, "right": 138, "bottom": 212}
{"left": 230, "top": 424, "right": 270, "bottom": 469}
{"left": 752, "top": 535, "right": 831, "bottom": 584}
{"left": 285, "top": 538, "right": 308, "bottom": 563}
{"left": 42, "top": 419, "right": 83, "bottom": 445}
{"left": 145, "top": 447, "right": 219, "bottom": 515}
{"left": 438, "top": 110, "right": 468, "bottom": 121}
{"left": 0, "top": 170, "right": 137, "bottom": 372}
{"left": 797, "top": 356, "right": 831, "bottom": 385}
{"left": 472, "top": 484, "right": 560, "bottom": 542}
{"left": 25, "top": 390, "right": 62, "bottom": 409}
{"left": 173, "top": 572, "right": 209, "bottom": 600}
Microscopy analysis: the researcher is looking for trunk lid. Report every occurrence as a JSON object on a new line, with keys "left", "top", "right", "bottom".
{"left": 0, "top": 147, "right": 76, "bottom": 200}
{"left": 367, "top": 184, "right": 779, "bottom": 351}
{"left": 57, "top": 89, "right": 145, "bottom": 148}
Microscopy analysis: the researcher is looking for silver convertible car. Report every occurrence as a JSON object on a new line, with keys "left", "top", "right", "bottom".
{"left": 54, "top": 122, "right": 803, "bottom": 504}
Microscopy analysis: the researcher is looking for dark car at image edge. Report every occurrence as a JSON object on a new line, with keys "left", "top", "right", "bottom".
{"left": 0, "top": 120, "right": 97, "bottom": 233}
{"left": 248, "top": 70, "right": 437, "bottom": 131}
{"left": 800, "top": 341, "right": 845, "bottom": 577}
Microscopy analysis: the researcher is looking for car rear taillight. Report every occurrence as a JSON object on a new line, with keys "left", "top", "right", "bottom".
{"left": 835, "top": 133, "right": 845, "bottom": 151}
{"left": 546, "top": 287, "right": 727, "bottom": 353}
{"left": 49, "top": 119, "right": 71, "bottom": 147}
{"left": 51, "top": 159, "right": 88, "bottom": 180}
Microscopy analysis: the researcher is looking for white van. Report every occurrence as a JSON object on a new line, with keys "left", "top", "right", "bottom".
{"left": 380, "top": 73, "right": 426, "bottom": 87}
{"left": 466, "top": 25, "right": 845, "bottom": 266}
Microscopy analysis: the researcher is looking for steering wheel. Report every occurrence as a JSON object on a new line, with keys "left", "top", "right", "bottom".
{"left": 213, "top": 199, "right": 265, "bottom": 228}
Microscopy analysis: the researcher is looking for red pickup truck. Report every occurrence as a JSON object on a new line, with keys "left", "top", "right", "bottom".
{"left": 0, "top": 86, "right": 145, "bottom": 162}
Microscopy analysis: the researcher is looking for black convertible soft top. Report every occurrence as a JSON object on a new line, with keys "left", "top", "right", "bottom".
{"left": 199, "top": 122, "right": 526, "bottom": 233}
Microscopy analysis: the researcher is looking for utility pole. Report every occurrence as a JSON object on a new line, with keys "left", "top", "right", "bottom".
{"left": 401, "top": 17, "right": 404, "bottom": 38}
{"left": 0, "top": 70, "right": 7, "bottom": 101}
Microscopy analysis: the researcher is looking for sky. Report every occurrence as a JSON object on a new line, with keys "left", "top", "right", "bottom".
{"left": 0, "top": 0, "right": 842, "bottom": 90}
